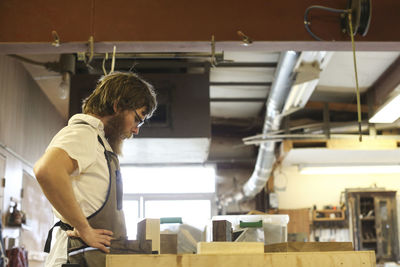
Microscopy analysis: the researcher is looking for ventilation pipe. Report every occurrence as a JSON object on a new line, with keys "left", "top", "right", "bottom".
{"left": 220, "top": 51, "right": 300, "bottom": 206}
{"left": 242, "top": 51, "right": 300, "bottom": 198}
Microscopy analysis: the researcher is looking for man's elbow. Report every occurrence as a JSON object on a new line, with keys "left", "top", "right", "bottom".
{"left": 34, "top": 161, "right": 50, "bottom": 184}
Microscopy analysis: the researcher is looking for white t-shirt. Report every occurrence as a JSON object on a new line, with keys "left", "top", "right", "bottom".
{"left": 44, "top": 114, "right": 113, "bottom": 267}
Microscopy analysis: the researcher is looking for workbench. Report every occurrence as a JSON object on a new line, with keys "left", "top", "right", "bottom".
{"left": 106, "top": 251, "right": 375, "bottom": 267}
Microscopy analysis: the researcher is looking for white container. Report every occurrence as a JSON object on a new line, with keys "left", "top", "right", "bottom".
{"left": 211, "top": 214, "right": 289, "bottom": 245}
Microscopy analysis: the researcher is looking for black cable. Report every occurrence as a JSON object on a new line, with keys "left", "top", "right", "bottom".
{"left": 304, "top": 5, "right": 349, "bottom": 41}
{"left": 358, "top": 0, "right": 371, "bottom": 36}
{"left": 8, "top": 54, "right": 62, "bottom": 73}
{"left": 8, "top": 54, "right": 46, "bottom": 67}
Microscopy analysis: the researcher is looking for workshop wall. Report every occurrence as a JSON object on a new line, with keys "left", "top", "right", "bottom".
{"left": 276, "top": 165, "right": 400, "bottom": 209}
{"left": 276, "top": 165, "right": 400, "bottom": 246}
{"left": 0, "top": 55, "right": 66, "bottom": 266}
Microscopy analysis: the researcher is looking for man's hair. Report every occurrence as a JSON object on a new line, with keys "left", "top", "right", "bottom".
{"left": 82, "top": 72, "right": 157, "bottom": 118}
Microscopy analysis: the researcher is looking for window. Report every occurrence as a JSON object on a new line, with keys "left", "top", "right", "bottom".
{"left": 121, "top": 165, "right": 216, "bottom": 239}
{"left": 122, "top": 166, "right": 215, "bottom": 194}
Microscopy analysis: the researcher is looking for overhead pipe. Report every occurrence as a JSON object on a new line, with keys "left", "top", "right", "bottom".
{"left": 220, "top": 51, "right": 299, "bottom": 206}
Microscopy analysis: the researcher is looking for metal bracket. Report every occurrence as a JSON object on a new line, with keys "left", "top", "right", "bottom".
{"left": 237, "top": 30, "right": 253, "bottom": 46}
{"left": 210, "top": 35, "right": 217, "bottom": 67}
{"left": 51, "top": 30, "right": 60, "bottom": 47}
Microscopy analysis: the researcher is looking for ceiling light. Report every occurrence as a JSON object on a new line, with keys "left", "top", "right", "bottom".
{"left": 299, "top": 164, "right": 400, "bottom": 174}
{"left": 282, "top": 78, "right": 319, "bottom": 115}
{"left": 369, "top": 88, "right": 400, "bottom": 123}
{"left": 281, "top": 51, "right": 333, "bottom": 116}
{"left": 58, "top": 72, "right": 70, "bottom": 100}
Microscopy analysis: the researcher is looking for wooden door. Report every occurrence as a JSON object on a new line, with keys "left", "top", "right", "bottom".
{"left": 347, "top": 194, "right": 360, "bottom": 250}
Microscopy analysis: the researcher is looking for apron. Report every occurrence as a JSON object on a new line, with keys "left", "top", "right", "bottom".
{"left": 44, "top": 134, "right": 127, "bottom": 267}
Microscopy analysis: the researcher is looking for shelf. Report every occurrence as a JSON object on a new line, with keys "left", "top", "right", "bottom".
{"left": 312, "top": 209, "right": 345, "bottom": 222}
{"left": 362, "top": 239, "right": 377, "bottom": 243}
{"left": 313, "top": 217, "right": 346, "bottom": 222}
{"left": 361, "top": 217, "right": 375, "bottom": 221}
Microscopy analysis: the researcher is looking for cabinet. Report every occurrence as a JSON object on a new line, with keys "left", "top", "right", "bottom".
{"left": 346, "top": 190, "right": 399, "bottom": 262}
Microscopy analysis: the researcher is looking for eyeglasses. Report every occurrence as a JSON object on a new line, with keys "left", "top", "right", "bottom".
{"left": 134, "top": 110, "right": 145, "bottom": 128}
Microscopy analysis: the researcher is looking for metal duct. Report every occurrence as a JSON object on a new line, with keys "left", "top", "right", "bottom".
{"left": 220, "top": 51, "right": 299, "bottom": 205}
{"left": 242, "top": 51, "right": 299, "bottom": 198}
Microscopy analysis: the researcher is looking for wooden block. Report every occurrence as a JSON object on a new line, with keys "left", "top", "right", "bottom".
{"left": 137, "top": 218, "right": 160, "bottom": 254}
{"left": 278, "top": 208, "right": 311, "bottom": 236}
{"left": 264, "top": 242, "right": 354, "bottom": 252}
{"left": 106, "top": 251, "right": 376, "bottom": 267}
{"left": 110, "top": 239, "right": 152, "bottom": 254}
{"left": 160, "top": 234, "right": 177, "bottom": 254}
{"left": 197, "top": 242, "right": 264, "bottom": 254}
{"left": 212, "top": 220, "right": 232, "bottom": 241}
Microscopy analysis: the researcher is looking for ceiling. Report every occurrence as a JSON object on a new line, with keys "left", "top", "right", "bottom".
{"left": 16, "top": 50, "right": 400, "bottom": 166}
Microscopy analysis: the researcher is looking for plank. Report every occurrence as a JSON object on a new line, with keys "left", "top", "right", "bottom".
{"left": 197, "top": 242, "right": 264, "bottom": 254}
{"left": 137, "top": 219, "right": 160, "bottom": 254}
{"left": 282, "top": 138, "right": 399, "bottom": 152}
{"left": 106, "top": 251, "right": 376, "bottom": 267}
{"left": 264, "top": 242, "right": 354, "bottom": 252}
{"left": 160, "top": 234, "right": 177, "bottom": 254}
{"left": 327, "top": 139, "right": 397, "bottom": 150}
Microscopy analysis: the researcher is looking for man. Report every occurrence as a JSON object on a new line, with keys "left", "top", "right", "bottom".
{"left": 34, "top": 72, "right": 157, "bottom": 267}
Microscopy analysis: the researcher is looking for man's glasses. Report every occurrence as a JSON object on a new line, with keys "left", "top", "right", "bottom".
{"left": 134, "top": 110, "right": 145, "bottom": 128}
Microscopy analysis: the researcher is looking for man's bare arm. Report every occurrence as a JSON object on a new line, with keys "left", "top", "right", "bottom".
{"left": 34, "top": 147, "right": 113, "bottom": 253}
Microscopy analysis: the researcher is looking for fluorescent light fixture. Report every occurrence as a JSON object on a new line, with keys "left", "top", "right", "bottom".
{"left": 282, "top": 78, "right": 319, "bottom": 114}
{"left": 282, "top": 51, "right": 333, "bottom": 116}
{"left": 369, "top": 93, "right": 400, "bottom": 123}
{"left": 299, "top": 164, "right": 400, "bottom": 175}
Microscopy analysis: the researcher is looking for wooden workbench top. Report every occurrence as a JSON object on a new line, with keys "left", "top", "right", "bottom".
{"left": 106, "top": 251, "right": 375, "bottom": 267}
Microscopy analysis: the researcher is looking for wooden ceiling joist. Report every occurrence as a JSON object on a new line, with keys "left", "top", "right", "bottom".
{"left": 367, "top": 55, "right": 400, "bottom": 107}
{"left": 282, "top": 137, "right": 400, "bottom": 153}
{"left": 1, "top": 0, "right": 400, "bottom": 53}
{"left": 305, "top": 101, "right": 369, "bottom": 113}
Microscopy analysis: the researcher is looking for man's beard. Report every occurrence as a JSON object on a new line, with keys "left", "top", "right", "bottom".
{"left": 103, "top": 112, "right": 129, "bottom": 155}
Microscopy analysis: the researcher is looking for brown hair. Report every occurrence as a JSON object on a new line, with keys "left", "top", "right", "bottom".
{"left": 82, "top": 72, "right": 157, "bottom": 117}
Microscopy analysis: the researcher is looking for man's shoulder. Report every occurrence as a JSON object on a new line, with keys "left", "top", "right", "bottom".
{"left": 68, "top": 114, "right": 103, "bottom": 130}
{"left": 61, "top": 122, "right": 98, "bottom": 135}
{"left": 52, "top": 123, "right": 99, "bottom": 147}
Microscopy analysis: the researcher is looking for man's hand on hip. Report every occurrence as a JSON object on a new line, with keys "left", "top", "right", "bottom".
{"left": 66, "top": 225, "right": 114, "bottom": 253}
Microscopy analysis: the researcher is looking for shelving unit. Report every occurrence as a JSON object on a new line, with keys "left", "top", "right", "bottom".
{"left": 346, "top": 190, "right": 399, "bottom": 263}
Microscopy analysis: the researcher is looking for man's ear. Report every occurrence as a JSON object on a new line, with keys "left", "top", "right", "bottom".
{"left": 113, "top": 101, "right": 119, "bottom": 113}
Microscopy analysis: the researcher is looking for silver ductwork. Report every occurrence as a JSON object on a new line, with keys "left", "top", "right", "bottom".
{"left": 220, "top": 51, "right": 300, "bottom": 206}
{"left": 241, "top": 51, "right": 300, "bottom": 199}
{"left": 219, "top": 51, "right": 333, "bottom": 207}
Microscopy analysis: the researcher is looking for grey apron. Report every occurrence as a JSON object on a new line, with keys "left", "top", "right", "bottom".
{"left": 66, "top": 135, "right": 127, "bottom": 266}
{"left": 44, "top": 132, "right": 127, "bottom": 267}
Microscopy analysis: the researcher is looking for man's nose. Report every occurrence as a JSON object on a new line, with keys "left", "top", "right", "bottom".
{"left": 132, "top": 127, "right": 139, "bottom": 135}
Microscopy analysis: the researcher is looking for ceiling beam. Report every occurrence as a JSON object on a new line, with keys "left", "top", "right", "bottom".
{"left": 367, "top": 55, "right": 400, "bottom": 107}
{"left": 305, "top": 101, "right": 369, "bottom": 113}
{"left": 215, "top": 62, "right": 277, "bottom": 68}
{"left": 210, "top": 82, "right": 271, "bottom": 87}
{"left": 1, "top": 0, "right": 400, "bottom": 54}
{"left": 210, "top": 98, "right": 267, "bottom": 102}
{"left": 1, "top": 42, "right": 400, "bottom": 55}
{"left": 212, "top": 117, "right": 263, "bottom": 126}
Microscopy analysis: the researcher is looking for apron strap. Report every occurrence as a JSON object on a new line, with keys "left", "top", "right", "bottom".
{"left": 97, "top": 135, "right": 105, "bottom": 148}
{"left": 44, "top": 220, "right": 73, "bottom": 253}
